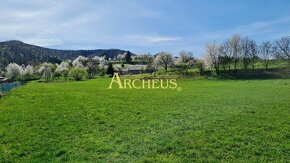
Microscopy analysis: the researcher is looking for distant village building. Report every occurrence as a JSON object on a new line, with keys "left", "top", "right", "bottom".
{"left": 114, "top": 65, "right": 147, "bottom": 75}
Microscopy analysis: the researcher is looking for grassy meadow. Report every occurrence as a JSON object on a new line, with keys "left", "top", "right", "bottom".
{"left": 0, "top": 78, "right": 289, "bottom": 162}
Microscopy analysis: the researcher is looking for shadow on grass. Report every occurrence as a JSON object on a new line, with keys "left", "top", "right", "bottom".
{"left": 217, "top": 67, "right": 290, "bottom": 80}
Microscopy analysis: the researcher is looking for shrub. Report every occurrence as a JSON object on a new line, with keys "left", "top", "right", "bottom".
{"left": 22, "top": 65, "right": 34, "bottom": 80}
{"left": 69, "top": 68, "right": 88, "bottom": 81}
{"left": 38, "top": 63, "right": 54, "bottom": 82}
{"left": 55, "top": 62, "right": 70, "bottom": 80}
{"left": 53, "top": 71, "right": 62, "bottom": 80}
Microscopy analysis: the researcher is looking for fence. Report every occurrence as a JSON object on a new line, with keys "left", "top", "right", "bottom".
{"left": 0, "top": 81, "right": 22, "bottom": 94}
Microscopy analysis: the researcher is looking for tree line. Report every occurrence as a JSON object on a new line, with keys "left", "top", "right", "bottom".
{"left": 0, "top": 40, "right": 128, "bottom": 70}
{"left": 1, "top": 34, "right": 290, "bottom": 82}
{"left": 203, "top": 34, "right": 290, "bottom": 74}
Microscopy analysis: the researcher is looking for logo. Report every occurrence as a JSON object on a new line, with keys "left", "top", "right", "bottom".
{"left": 108, "top": 73, "right": 181, "bottom": 91}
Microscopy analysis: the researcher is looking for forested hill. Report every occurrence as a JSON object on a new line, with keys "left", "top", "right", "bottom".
{"left": 0, "top": 40, "right": 130, "bottom": 69}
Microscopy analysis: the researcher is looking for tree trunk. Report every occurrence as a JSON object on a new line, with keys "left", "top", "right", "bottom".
{"left": 215, "top": 66, "right": 219, "bottom": 75}
{"left": 234, "top": 60, "right": 238, "bottom": 72}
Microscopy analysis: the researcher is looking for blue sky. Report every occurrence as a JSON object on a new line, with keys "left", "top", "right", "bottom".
{"left": 1, "top": 0, "right": 290, "bottom": 57}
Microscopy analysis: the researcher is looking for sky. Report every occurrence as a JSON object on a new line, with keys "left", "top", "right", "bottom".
{"left": 1, "top": 0, "right": 290, "bottom": 57}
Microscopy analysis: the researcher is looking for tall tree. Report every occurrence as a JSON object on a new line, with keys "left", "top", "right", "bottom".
{"left": 230, "top": 34, "right": 242, "bottom": 71}
{"left": 260, "top": 41, "right": 274, "bottom": 70}
{"left": 106, "top": 62, "right": 114, "bottom": 76}
{"left": 219, "top": 40, "right": 233, "bottom": 71}
{"left": 248, "top": 40, "right": 259, "bottom": 70}
{"left": 178, "top": 50, "right": 195, "bottom": 68}
{"left": 275, "top": 36, "right": 290, "bottom": 63}
{"left": 241, "top": 37, "right": 251, "bottom": 70}
{"left": 203, "top": 42, "right": 220, "bottom": 75}
{"left": 153, "top": 52, "right": 174, "bottom": 72}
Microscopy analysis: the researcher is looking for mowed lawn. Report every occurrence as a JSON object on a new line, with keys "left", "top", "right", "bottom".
{"left": 0, "top": 78, "right": 289, "bottom": 162}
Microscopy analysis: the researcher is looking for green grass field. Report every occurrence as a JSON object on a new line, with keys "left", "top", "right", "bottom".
{"left": 0, "top": 78, "right": 289, "bottom": 162}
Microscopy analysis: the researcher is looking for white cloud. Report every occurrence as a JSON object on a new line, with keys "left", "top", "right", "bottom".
{"left": 126, "top": 35, "right": 182, "bottom": 44}
{"left": 0, "top": 0, "right": 170, "bottom": 50}
{"left": 147, "top": 36, "right": 182, "bottom": 43}
{"left": 0, "top": 0, "right": 290, "bottom": 57}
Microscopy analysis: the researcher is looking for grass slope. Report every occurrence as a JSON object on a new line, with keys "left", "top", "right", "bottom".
{"left": 0, "top": 78, "right": 289, "bottom": 162}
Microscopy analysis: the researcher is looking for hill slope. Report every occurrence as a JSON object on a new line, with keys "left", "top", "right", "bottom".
{"left": 0, "top": 40, "right": 130, "bottom": 69}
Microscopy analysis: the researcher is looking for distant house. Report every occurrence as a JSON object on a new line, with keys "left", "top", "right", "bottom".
{"left": 127, "top": 65, "right": 147, "bottom": 74}
{"left": 114, "top": 65, "right": 147, "bottom": 75}
{"left": 114, "top": 66, "right": 125, "bottom": 75}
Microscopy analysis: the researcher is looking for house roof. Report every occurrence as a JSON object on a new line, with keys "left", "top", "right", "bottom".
{"left": 114, "top": 66, "right": 123, "bottom": 71}
{"left": 127, "top": 65, "right": 147, "bottom": 71}
{"left": 114, "top": 65, "right": 147, "bottom": 72}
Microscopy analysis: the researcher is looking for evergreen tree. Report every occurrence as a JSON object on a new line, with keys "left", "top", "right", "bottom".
{"left": 106, "top": 62, "right": 114, "bottom": 76}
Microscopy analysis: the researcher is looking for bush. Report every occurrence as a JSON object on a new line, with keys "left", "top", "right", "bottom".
{"left": 5, "top": 63, "right": 22, "bottom": 80}
{"left": 22, "top": 65, "right": 34, "bottom": 81}
{"left": 69, "top": 68, "right": 88, "bottom": 81}
{"left": 53, "top": 71, "right": 62, "bottom": 80}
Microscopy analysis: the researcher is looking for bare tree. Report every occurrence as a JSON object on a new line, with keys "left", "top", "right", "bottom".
{"left": 260, "top": 41, "right": 274, "bottom": 70}
{"left": 248, "top": 40, "right": 259, "bottom": 70}
{"left": 137, "top": 54, "right": 152, "bottom": 64}
{"left": 241, "top": 37, "right": 251, "bottom": 69}
{"left": 178, "top": 50, "right": 195, "bottom": 68}
{"left": 153, "top": 52, "right": 174, "bottom": 72}
{"left": 203, "top": 43, "right": 220, "bottom": 74}
{"left": 219, "top": 40, "right": 233, "bottom": 71}
{"left": 230, "top": 34, "right": 242, "bottom": 71}
{"left": 275, "top": 36, "right": 290, "bottom": 63}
